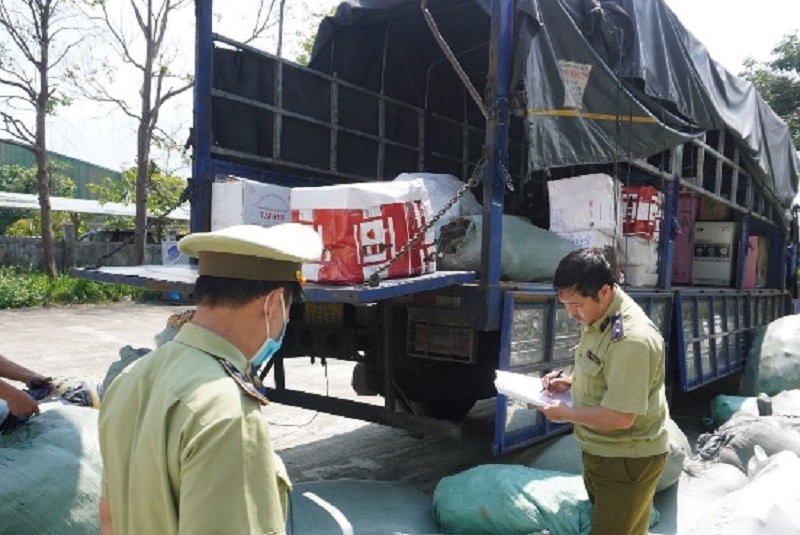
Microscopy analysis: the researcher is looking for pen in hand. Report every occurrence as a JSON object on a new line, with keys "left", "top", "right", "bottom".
{"left": 541, "top": 370, "right": 563, "bottom": 393}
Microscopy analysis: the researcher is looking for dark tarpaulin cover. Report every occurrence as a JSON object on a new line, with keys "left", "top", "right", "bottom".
{"left": 310, "top": 0, "right": 798, "bottom": 209}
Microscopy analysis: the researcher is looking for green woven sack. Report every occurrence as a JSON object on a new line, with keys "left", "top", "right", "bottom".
{"left": 0, "top": 403, "right": 102, "bottom": 535}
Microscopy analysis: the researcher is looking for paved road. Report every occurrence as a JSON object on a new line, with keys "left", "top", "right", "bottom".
{"left": 0, "top": 302, "right": 497, "bottom": 493}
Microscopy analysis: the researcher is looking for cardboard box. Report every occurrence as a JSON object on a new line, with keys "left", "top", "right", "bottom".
{"left": 699, "top": 196, "right": 731, "bottom": 221}
{"left": 548, "top": 174, "right": 621, "bottom": 236}
{"left": 622, "top": 186, "right": 663, "bottom": 241}
{"left": 556, "top": 230, "right": 615, "bottom": 250}
{"left": 291, "top": 179, "right": 436, "bottom": 284}
{"left": 672, "top": 194, "right": 700, "bottom": 284}
{"left": 623, "top": 266, "right": 659, "bottom": 287}
{"left": 211, "top": 176, "right": 291, "bottom": 230}
{"left": 619, "top": 236, "right": 659, "bottom": 286}
{"left": 619, "top": 236, "right": 659, "bottom": 270}
{"left": 692, "top": 222, "right": 737, "bottom": 286}
{"left": 557, "top": 230, "right": 619, "bottom": 276}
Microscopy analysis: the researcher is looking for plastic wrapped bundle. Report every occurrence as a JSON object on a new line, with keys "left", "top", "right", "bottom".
{"left": 438, "top": 215, "right": 577, "bottom": 281}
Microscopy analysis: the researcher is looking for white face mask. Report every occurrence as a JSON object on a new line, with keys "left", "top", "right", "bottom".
{"left": 251, "top": 292, "right": 288, "bottom": 368}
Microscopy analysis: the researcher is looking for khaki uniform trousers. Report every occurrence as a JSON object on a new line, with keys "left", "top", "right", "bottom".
{"left": 582, "top": 451, "right": 667, "bottom": 535}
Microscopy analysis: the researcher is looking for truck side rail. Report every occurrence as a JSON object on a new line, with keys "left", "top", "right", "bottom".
{"left": 209, "top": 33, "right": 527, "bottom": 186}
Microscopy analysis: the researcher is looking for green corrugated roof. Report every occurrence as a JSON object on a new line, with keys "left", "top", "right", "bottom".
{"left": 0, "top": 139, "right": 121, "bottom": 199}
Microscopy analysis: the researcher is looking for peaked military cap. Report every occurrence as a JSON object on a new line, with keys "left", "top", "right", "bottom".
{"left": 178, "top": 223, "right": 322, "bottom": 302}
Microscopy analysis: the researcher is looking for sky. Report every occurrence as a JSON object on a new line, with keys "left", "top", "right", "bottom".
{"left": 33, "top": 0, "right": 800, "bottom": 178}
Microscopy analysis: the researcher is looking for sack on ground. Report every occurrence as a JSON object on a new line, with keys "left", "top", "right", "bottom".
{"left": 690, "top": 449, "right": 800, "bottom": 534}
{"left": 740, "top": 314, "right": 800, "bottom": 396}
{"left": 0, "top": 403, "right": 101, "bottom": 535}
{"left": 653, "top": 462, "right": 749, "bottom": 533}
{"left": 513, "top": 418, "right": 689, "bottom": 492}
{"left": 433, "top": 464, "right": 659, "bottom": 535}
{"left": 287, "top": 479, "right": 441, "bottom": 535}
{"left": 695, "top": 415, "right": 800, "bottom": 472}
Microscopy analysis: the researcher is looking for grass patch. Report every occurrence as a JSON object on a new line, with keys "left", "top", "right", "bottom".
{"left": 0, "top": 266, "right": 158, "bottom": 309}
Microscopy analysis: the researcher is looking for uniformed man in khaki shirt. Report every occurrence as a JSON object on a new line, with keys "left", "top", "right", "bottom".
{"left": 537, "top": 249, "right": 668, "bottom": 535}
{"left": 98, "top": 223, "right": 322, "bottom": 535}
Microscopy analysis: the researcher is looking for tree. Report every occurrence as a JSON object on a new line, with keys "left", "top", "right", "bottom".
{"left": 88, "top": 163, "right": 187, "bottom": 241}
{"left": 82, "top": 0, "right": 194, "bottom": 264}
{"left": 0, "top": 0, "right": 88, "bottom": 278}
{"left": 742, "top": 32, "right": 800, "bottom": 150}
{"left": 294, "top": 5, "right": 335, "bottom": 66}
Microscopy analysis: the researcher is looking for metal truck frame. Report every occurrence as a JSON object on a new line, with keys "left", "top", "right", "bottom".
{"left": 77, "top": 0, "right": 799, "bottom": 455}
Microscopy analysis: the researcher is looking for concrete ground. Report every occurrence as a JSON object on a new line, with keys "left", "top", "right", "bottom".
{"left": 0, "top": 302, "right": 498, "bottom": 494}
{"left": 2, "top": 302, "right": 747, "bottom": 534}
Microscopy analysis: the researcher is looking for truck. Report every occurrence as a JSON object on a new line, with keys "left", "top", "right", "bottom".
{"left": 77, "top": 0, "right": 800, "bottom": 455}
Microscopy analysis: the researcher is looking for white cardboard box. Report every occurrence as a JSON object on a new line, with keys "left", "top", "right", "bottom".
{"left": 548, "top": 173, "right": 621, "bottom": 236}
{"left": 692, "top": 222, "right": 737, "bottom": 286}
{"left": 619, "top": 236, "right": 659, "bottom": 270}
{"left": 623, "top": 266, "right": 659, "bottom": 287}
{"left": 556, "top": 230, "right": 615, "bottom": 250}
{"left": 211, "top": 176, "right": 291, "bottom": 230}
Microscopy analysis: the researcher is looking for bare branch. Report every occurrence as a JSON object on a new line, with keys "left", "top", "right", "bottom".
{"left": 0, "top": 2, "right": 40, "bottom": 67}
{"left": 244, "top": 0, "right": 278, "bottom": 45}
{"left": 153, "top": 79, "right": 192, "bottom": 115}
{"left": 95, "top": 2, "right": 146, "bottom": 71}
{"left": 48, "top": 38, "right": 83, "bottom": 70}
{"left": 0, "top": 111, "right": 36, "bottom": 145}
{"left": 129, "top": 0, "right": 148, "bottom": 34}
{"left": 0, "top": 73, "right": 36, "bottom": 100}
{"left": 79, "top": 79, "right": 141, "bottom": 121}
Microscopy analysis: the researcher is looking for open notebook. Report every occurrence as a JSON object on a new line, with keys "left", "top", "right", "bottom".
{"left": 495, "top": 370, "right": 573, "bottom": 408}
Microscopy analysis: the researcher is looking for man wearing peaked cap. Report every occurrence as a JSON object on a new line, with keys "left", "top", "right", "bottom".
{"left": 99, "top": 223, "right": 322, "bottom": 535}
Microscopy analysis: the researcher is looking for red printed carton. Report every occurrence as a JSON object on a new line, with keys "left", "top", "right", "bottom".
{"left": 622, "top": 185, "right": 663, "bottom": 242}
{"left": 291, "top": 179, "right": 436, "bottom": 284}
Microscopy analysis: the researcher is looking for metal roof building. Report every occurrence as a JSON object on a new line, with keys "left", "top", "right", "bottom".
{"left": 0, "top": 139, "right": 121, "bottom": 199}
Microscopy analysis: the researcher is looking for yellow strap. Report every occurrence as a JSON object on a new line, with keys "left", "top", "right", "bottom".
{"left": 524, "top": 108, "right": 659, "bottom": 124}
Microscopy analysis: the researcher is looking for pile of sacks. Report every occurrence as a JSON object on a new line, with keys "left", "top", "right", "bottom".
{"left": 668, "top": 389, "right": 800, "bottom": 535}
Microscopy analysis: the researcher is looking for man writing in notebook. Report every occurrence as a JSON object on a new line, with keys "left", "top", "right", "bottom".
{"left": 537, "top": 249, "right": 668, "bottom": 535}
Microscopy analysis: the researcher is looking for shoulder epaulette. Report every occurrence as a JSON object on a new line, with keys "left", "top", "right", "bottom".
{"left": 610, "top": 313, "right": 625, "bottom": 341}
{"left": 214, "top": 357, "right": 269, "bottom": 406}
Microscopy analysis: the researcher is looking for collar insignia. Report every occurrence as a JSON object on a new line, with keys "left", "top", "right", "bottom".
{"left": 610, "top": 313, "right": 625, "bottom": 341}
{"left": 214, "top": 357, "right": 269, "bottom": 406}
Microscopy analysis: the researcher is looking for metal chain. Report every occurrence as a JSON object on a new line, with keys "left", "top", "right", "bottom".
{"left": 500, "top": 161, "right": 515, "bottom": 192}
{"left": 365, "top": 156, "right": 486, "bottom": 287}
{"left": 87, "top": 183, "right": 194, "bottom": 270}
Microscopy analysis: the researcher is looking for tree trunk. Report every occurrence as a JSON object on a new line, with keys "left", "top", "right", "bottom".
{"left": 135, "top": 117, "right": 150, "bottom": 264}
{"left": 37, "top": 4, "right": 57, "bottom": 279}
{"left": 134, "top": 2, "right": 155, "bottom": 265}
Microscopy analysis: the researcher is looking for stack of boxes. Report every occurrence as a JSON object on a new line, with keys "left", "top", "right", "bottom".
{"left": 547, "top": 173, "right": 621, "bottom": 270}
{"left": 674, "top": 194, "right": 769, "bottom": 288}
{"left": 548, "top": 176, "right": 667, "bottom": 287}
{"left": 618, "top": 185, "right": 663, "bottom": 286}
{"left": 207, "top": 175, "right": 436, "bottom": 284}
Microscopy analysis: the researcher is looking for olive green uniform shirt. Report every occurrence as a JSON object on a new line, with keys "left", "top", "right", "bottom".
{"left": 99, "top": 323, "right": 289, "bottom": 535}
{"left": 571, "top": 288, "right": 669, "bottom": 458}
